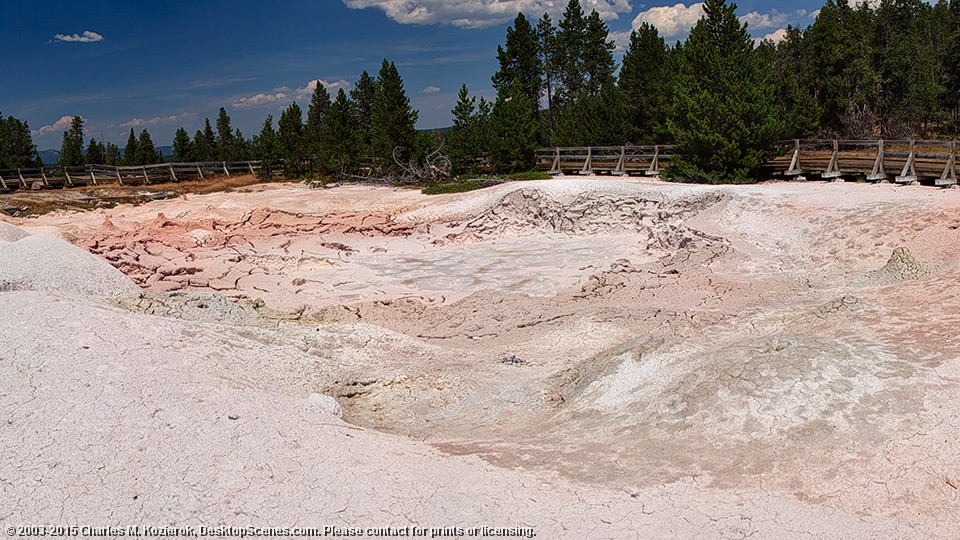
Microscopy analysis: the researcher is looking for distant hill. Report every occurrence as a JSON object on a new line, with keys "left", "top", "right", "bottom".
{"left": 39, "top": 145, "right": 174, "bottom": 166}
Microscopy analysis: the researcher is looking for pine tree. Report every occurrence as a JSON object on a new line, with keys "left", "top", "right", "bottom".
{"left": 536, "top": 13, "right": 558, "bottom": 141}
{"left": 350, "top": 70, "right": 378, "bottom": 158}
{"left": 172, "top": 127, "right": 193, "bottom": 162}
{"left": 58, "top": 116, "right": 85, "bottom": 167}
{"left": 306, "top": 82, "right": 332, "bottom": 168}
{"left": 253, "top": 114, "right": 280, "bottom": 179}
{"left": 582, "top": 10, "right": 615, "bottom": 96}
{"left": 202, "top": 118, "right": 217, "bottom": 160}
{"left": 492, "top": 12, "right": 542, "bottom": 114}
{"left": 448, "top": 84, "right": 480, "bottom": 174}
{"left": 215, "top": 107, "right": 235, "bottom": 160}
{"left": 321, "top": 89, "right": 362, "bottom": 174}
{"left": 555, "top": 81, "right": 627, "bottom": 146}
{"left": 232, "top": 128, "right": 250, "bottom": 161}
{"left": 123, "top": 128, "right": 139, "bottom": 166}
{"left": 489, "top": 87, "right": 538, "bottom": 172}
{"left": 137, "top": 129, "right": 160, "bottom": 165}
{"left": 191, "top": 130, "right": 211, "bottom": 161}
{"left": 0, "top": 113, "right": 38, "bottom": 169}
{"left": 804, "top": 0, "right": 880, "bottom": 136}
{"left": 666, "top": 0, "right": 782, "bottom": 184}
{"left": 767, "top": 26, "right": 820, "bottom": 138}
{"left": 371, "top": 59, "right": 419, "bottom": 166}
{"left": 554, "top": 0, "right": 588, "bottom": 105}
{"left": 619, "top": 23, "right": 673, "bottom": 142}
{"left": 104, "top": 143, "right": 122, "bottom": 166}
{"left": 278, "top": 102, "right": 306, "bottom": 176}
{"left": 85, "top": 138, "right": 104, "bottom": 165}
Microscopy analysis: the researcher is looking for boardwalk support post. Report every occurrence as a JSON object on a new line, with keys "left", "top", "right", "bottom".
{"left": 867, "top": 140, "right": 887, "bottom": 182}
{"left": 116, "top": 167, "right": 123, "bottom": 186}
{"left": 646, "top": 146, "right": 661, "bottom": 176}
{"left": 549, "top": 148, "right": 561, "bottom": 175}
{"left": 822, "top": 140, "right": 842, "bottom": 180}
{"left": 785, "top": 140, "right": 803, "bottom": 176}
{"left": 896, "top": 140, "right": 918, "bottom": 184}
{"left": 937, "top": 141, "right": 957, "bottom": 187}
{"left": 41, "top": 169, "right": 49, "bottom": 187}
{"left": 90, "top": 170, "right": 97, "bottom": 185}
{"left": 142, "top": 166, "right": 149, "bottom": 185}
{"left": 169, "top": 164, "right": 178, "bottom": 182}
{"left": 64, "top": 168, "right": 73, "bottom": 187}
{"left": 614, "top": 146, "right": 626, "bottom": 176}
{"left": 223, "top": 161, "right": 230, "bottom": 176}
{"left": 0, "top": 173, "right": 8, "bottom": 191}
{"left": 248, "top": 162, "right": 255, "bottom": 175}
{"left": 580, "top": 147, "right": 593, "bottom": 175}
{"left": 197, "top": 164, "right": 204, "bottom": 180}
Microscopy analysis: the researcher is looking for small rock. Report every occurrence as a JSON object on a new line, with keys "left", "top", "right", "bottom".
{"left": 501, "top": 355, "right": 527, "bottom": 366}
{"left": 308, "top": 393, "right": 344, "bottom": 418}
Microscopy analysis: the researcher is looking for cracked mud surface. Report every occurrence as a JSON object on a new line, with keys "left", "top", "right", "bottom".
{"left": 3, "top": 178, "right": 960, "bottom": 538}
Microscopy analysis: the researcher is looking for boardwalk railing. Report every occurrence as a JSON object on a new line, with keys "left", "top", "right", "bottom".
{"left": 536, "top": 145, "right": 677, "bottom": 176}
{"left": 538, "top": 140, "right": 960, "bottom": 186}
{"left": 0, "top": 161, "right": 262, "bottom": 192}
{"left": 764, "top": 139, "right": 958, "bottom": 185}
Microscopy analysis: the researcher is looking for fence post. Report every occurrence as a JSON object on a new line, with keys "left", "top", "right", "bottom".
{"left": 0, "top": 173, "right": 8, "bottom": 191}
{"left": 64, "top": 168, "right": 73, "bottom": 186}
{"left": 142, "top": 166, "right": 149, "bottom": 185}
{"left": 786, "top": 139, "right": 803, "bottom": 176}
{"left": 197, "top": 164, "right": 204, "bottom": 180}
{"left": 822, "top": 140, "right": 842, "bottom": 180}
{"left": 90, "top": 169, "right": 97, "bottom": 185}
{"left": 41, "top": 168, "right": 49, "bottom": 187}
{"left": 614, "top": 146, "right": 626, "bottom": 176}
{"left": 867, "top": 140, "right": 886, "bottom": 182}
{"left": 937, "top": 141, "right": 957, "bottom": 187}
{"left": 248, "top": 162, "right": 255, "bottom": 175}
{"left": 896, "top": 139, "right": 918, "bottom": 184}
{"left": 169, "top": 164, "right": 178, "bottom": 182}
{"left": 580, "top": 147, "right": 593, "bottom": 175}
{"left": 646, "top": 146, "right": 661, "bottom": 176}
{"left": 223, "top": 161, "right": 230, "bottom": 176}
{"left": 549, "top": 148, "right": 561, "bottom": 175}
{"left": 116, "top": 167, "right": 123, "bottom": 185}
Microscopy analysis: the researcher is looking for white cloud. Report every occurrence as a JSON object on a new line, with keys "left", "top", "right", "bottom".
{"left": 233, "top": 91, "right": 290, "bottom": 109}
{"left": 759, "top": 28, "right": 789, "bottom": 44}
{"left": 631, "top": 3, "right": 811, "bottom": 43}
{"left": 120, "top": 112, "right": 197, "bottom": 129}
{"left": 294, "top": 79, "right": 352, "bottom": 101}
{"left": 343, "top": 0, "right": 632, "bottom": 29}
{"left": 54, "top": 30, "right": 104, "bottom": 43}
{"left": 421, "top": 85, "right": 441, "bottom": 94}
{"left": 32, "top": 116, "right": 77, "bottom": 137}
{"left": 632, "top": 3, "right": 704, "bottom": 42}
{"left": 232, "top": 79, "right": 352, "bottom": 109}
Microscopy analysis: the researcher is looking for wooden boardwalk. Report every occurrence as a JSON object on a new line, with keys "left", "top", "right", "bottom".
{"left": 538, "top": 140, "right": 960, "bottom": 186}
{"left": 536, "top": 145, "right": 677, "bottom": 176}
{"left": 0, "top": 161, "right": 261, "bottom": 192}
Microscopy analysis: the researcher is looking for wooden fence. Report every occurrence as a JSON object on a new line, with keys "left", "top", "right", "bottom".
{"left": 536, "top": 145, "right": 677, "bottom": 176}
{"left": 537, "top": 140, "right": 960, "bottom": 186}
{"left": 0, "top": 161, "right": 261, "bottom": 192}
{"left": 763, "top": 139, "right": 957, "bottom": 185}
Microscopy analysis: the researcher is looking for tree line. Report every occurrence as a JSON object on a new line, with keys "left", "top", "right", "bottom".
{"left": 4, "top": 0, "right": 959, "bottom": 184}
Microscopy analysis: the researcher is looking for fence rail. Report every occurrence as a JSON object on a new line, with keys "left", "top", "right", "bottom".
{"left": 536, "top": 145, "right": 677, "bottom": 176}
{"left": 537, "top": 140, "right": 960, "bottom": 186}
{"left": 0, "top": 161, "right": 262, "bottom": 192}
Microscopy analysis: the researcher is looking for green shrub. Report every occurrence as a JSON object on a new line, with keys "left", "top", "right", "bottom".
{"left": 421, "top": 180, "right": 489, "bottom": 195}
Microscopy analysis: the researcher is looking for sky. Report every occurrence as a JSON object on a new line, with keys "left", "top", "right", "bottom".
{"left": 0, "top": 1, "right": 826, "bottom": 150}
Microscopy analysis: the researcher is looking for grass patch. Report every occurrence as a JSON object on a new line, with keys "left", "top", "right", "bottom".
{"left": 502, "top": 171, "right": 552, "bottom": 181}
{"left": 421, "top": 180, "right": 489, "bottom": 195}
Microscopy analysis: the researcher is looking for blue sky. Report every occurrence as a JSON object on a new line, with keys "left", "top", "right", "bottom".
{"left": 0, "top": 1, "right": 822, "bottom": 150}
